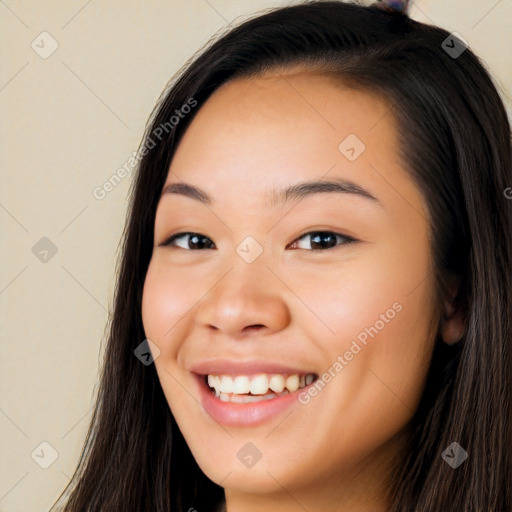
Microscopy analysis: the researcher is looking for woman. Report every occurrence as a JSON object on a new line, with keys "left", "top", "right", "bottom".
{"left": 52, "top": 1, "right": 511, "bottom": 511}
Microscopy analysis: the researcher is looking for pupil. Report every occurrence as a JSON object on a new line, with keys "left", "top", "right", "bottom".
{"left": 190, "top": 234, "right": 211, "bottom": 250}
{"left": 311, "top": 232, "right": 336, "bottom": 249}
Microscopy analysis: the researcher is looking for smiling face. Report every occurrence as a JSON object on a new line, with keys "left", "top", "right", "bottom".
{"left": 141, "top": 70, "right": 441, "bottom": 511}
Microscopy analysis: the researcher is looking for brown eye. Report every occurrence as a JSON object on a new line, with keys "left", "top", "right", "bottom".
{"left": 287, "top": 231, "right": 357, "bottom": 250}
{"left": 160, "top": 232, "right": 215, "bottom": 250}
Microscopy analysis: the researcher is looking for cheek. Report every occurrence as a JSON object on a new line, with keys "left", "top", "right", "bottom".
{"left": 292, "top": 234, "right": 434, "bottom": 353}
{"left": 141, "top": 259, "right": 200, "bottom": 412}
{"left": 141, "top": 257, "right": 202, "bottom": 350}
{"left": 296, "top": 231, "right": 436, "bottom": 416}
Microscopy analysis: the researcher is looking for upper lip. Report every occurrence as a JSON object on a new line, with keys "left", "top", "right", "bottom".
{"left": 189, "top": 359, "right": 316, "bottom": 376}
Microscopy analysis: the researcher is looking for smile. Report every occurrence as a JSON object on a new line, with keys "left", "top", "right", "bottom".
{"left": 192, "top": 364, "right": 319, "bottom": 426}
{"left": 206, "top": 372, "right": 316, "bottom": 403}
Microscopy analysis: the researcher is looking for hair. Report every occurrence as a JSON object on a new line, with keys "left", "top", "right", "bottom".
{"left": 51, "top": 1, "right": 511, "bottom": 511}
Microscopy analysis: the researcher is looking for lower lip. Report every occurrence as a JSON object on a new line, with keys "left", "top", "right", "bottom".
{"left": 195, "top": 374, "right": 313, "bottom": 427}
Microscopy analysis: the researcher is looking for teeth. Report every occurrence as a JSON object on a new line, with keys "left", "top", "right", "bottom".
{"left": 220, "top": 376, "right": 233, "bottom": 394}
{"left": 250, "top": 373, "right": 269, "bottom": 395}
{"left": 206, "top": 371, "right": 315, "bottom": 401}
{"left": 285, "top": 374, "right": 299, "bottom": 393}
{"left": 269, "top": 374, "right": 285, "bottom": 393}
{"left": 223, "top": 392, "right": 286, "bottom": 403}
{"left": 233, "top": 375, "right": 251, "bottom": 394}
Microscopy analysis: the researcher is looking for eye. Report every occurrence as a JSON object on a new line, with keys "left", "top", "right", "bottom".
{"left": 159, "top": 232, "right": 215, "bottom": 250}
{"left": 287, "top": 231, "right": 357, "bottom": 250}
{"left": 159, "top": 230, "right": 357, "bottom": 251}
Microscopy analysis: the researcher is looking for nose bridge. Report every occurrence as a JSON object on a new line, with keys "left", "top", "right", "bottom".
{"left": 195, "top": 249, "right": 291, "bottom": 337}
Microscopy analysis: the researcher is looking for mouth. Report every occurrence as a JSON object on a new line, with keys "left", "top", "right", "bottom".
{"left": 190, "top": 360, "right": 320, "bottom": 426}
{"left": 196, "top": 371, "right": 320, "bottom": 426}
{"left": 204, "top": 372, "right": 318, "bottom": 403}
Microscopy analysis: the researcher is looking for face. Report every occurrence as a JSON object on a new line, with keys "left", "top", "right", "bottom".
{"left": 142, "top": 70, "right": 440, "bottom": 510}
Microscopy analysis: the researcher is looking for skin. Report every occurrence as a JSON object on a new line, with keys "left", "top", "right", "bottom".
{"left": 141, "top": 69, "right": 465, "bottom": 512}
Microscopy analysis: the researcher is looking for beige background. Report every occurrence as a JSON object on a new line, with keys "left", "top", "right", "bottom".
{"left": 1, "top": 1, "right": 511, "bottom": 511}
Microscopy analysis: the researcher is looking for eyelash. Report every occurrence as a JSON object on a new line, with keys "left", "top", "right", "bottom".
{"left": 159, "top": 230, "right": 358, "bottom": 251}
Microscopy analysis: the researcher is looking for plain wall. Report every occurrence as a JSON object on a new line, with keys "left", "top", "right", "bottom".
{"left": 1, "top": 1, "right": 511, "bottom": 510}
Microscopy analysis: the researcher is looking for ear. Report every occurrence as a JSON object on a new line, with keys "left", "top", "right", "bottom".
{"left": 440, "top": 279, "right": 466, "bottom": 345}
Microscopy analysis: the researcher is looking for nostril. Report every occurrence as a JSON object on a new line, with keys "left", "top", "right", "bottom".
{"left": 244, "top": 324, "right": 265, "bottom": 331}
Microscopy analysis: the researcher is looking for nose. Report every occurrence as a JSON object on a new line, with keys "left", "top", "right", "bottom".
{"left": 195, "top": 260, "right": 291, "bottom": 339}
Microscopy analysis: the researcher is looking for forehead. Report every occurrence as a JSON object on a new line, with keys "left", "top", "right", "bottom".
{"left": 195, "top": 70, "right": 390, "bottom": 135}
{"left": 168, "top": 71, "right": 395, "bottom": 184}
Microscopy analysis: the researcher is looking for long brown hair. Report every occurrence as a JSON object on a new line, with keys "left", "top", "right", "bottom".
{"left": 51, "top": 2, "right": 511, "bottom": 510}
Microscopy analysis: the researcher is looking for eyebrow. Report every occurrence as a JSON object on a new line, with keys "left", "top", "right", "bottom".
{"left": 161, "top": 178, "right": 382, "bottom": 208}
